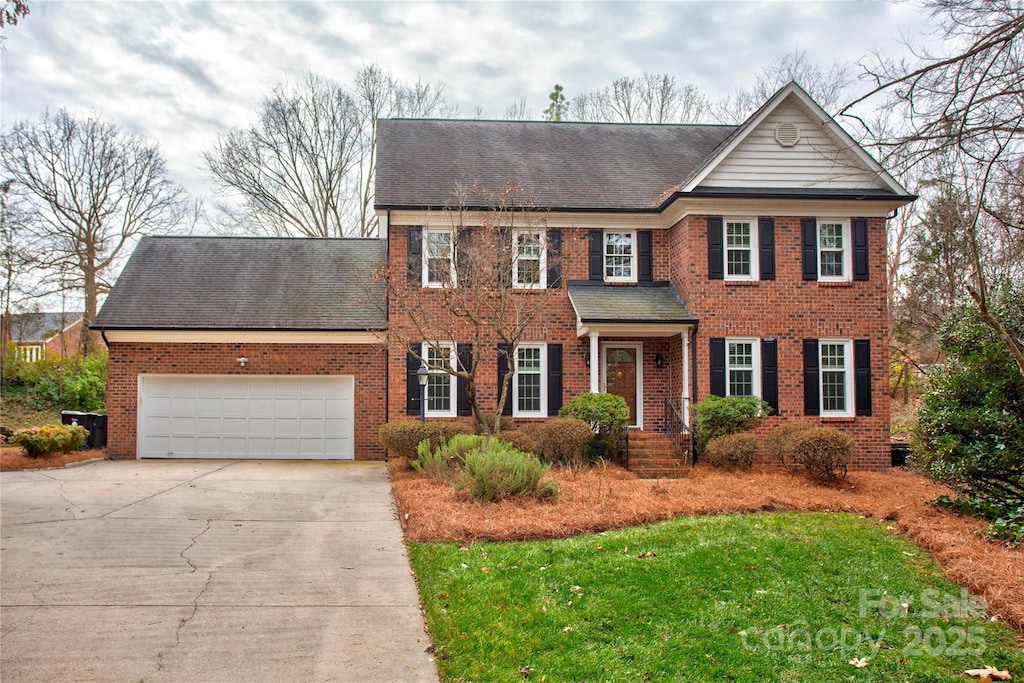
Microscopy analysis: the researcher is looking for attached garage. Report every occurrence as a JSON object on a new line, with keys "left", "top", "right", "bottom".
{"left": 92, "top": 236, "right": 388, "bottom": 461}
{"left": 138, "top": 375, "right": 354, "bottom": 459}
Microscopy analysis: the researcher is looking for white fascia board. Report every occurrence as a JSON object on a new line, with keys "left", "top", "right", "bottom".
{"left": 104, "top": 330, "right": 385, "bottom": 345}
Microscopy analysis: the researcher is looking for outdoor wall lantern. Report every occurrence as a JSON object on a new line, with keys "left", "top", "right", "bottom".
{"left": 417, "top": 361, "right": 429, "bottom": 422}
{"left": 654, "top": 353, "right": 665, "bottom": 369}
{"left": 237, "top": 357, "right": 248, "bottom": 368}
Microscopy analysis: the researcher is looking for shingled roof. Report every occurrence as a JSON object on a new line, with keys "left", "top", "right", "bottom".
{"left": 374, "top": 119, "right": 737, "bottom": 212}
{"left": 6, "top": 311, "right": 84, "bottom": 343}
{"left": 92, "top": 236, "right": 386, "bottom": 331}
{"left": 568, "top": 282, "right": 694, "bottom": 324}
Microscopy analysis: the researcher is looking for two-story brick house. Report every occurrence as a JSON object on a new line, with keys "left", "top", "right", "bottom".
{"left": 94, "top": 82, "right": 912, "bottom": 469}
{"left": 374, "top": 82, "right": 913, "bottom": 469}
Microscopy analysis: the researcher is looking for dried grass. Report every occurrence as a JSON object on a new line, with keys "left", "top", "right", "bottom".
{"left": 389, "top": 458, "right": 1024, "bottom": 636}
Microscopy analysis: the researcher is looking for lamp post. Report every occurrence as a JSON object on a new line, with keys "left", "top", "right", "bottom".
{"left": 417, "top": 361, "right": 429, "bottom": 422}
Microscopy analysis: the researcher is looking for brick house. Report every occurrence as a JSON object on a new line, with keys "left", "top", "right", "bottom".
{"left": 374, "top": 82, "right": 913, "bottom": 470}
{"left": 2, "top": 311, "right": 87, "bottom": 361}
{"left": 93, "top": 82, "right": 912, "bottom": 468}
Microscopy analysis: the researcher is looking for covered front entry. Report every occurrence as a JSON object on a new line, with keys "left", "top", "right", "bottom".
{"left": 138, "top": 374, "right": 355, "bottom": 460}
{"left": 602, "top": 343, "right": 643, "bottom": 428}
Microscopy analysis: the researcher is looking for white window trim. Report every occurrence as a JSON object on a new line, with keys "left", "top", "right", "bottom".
{"left": 604, "top": 230, "right": 637, "bottom": 283}
{"left": 512, "top": 229, "right": 547, "bottom": 290}
{"left": 18, "top": 345, "right": 43, "bottom": 363}
{"left": 817, "top": 219, "right": 852, "bottom": 283}
{"left": 724, "top": 218, "right": 758, "bottom": 281}
{"left": 512, "top": 342, "right": 547, "bottom": 417}
{"left": 423, "top": 228, "right": 456, "bottom": 288}
{"left": 725, "top": 337, "right": 761, "bottom": 398}
{"left": 422, "top": 342, "right": 457, "bottom": 418}
{"left": 819, "top": 338, "right": 854, "bottom": 417}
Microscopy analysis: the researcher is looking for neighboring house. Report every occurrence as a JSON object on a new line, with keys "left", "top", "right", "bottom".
{"left": 2, "top": 311, "right": 87, "bottom": 361}
{"left": 94, "top": 82, "right": 913, "bottom": 469}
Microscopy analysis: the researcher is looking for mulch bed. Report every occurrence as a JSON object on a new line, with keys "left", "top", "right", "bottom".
{"left": 389, "top": 459, "right": 1024, "bottom": 637}
{"left": 0, "top": 446, "right": 106, "bottom": 471}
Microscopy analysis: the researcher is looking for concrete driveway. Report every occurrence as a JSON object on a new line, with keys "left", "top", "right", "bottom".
{"left": 0, "top": 459, "right": 438, "bottom": 682}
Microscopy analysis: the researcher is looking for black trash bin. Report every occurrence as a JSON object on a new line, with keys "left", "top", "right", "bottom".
{"left": 60, "top": 411, "right": 107, "bottom": 449}
{"left": 891, "top": 442, "right": 910, "bottom": 467}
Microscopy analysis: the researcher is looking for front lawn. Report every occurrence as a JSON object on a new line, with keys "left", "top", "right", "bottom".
{"left": 410, "top": 512, "right": 1023, "bottom": 682}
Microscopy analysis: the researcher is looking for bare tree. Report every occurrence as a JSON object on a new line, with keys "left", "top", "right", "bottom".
{"left": 204, "top": 74, "right": 363, "bottom": 238}
{"left": 503, "top": 98, "right": 533, "bottom": 121}
{"left": 840, "top": 0, "right": 1024, "bottom": 376}
{"left": 569, "top": 73, "right": 713, "bottom": 124}
{"left": 1, "top": 109, "right": 189, "bottom": 352}
{"left": 375, "top": 182, "right": 570, "bottom": 433}
{"left": 715, "top": 50, "right": 852, "bottom": 123}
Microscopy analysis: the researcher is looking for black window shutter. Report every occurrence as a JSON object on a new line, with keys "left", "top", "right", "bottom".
{"left": 638, "top": 230, "right": 653, "bottom": 282}
{"left": 456, "top": 343, "right": 472, "bottom": 416}
{"left": 407, "top": 227, "right": 422, "bottom": 285}
{"left": 406, "top": 343, "right": 422, "bottom": 415}
{"left": 546, "top": 229, "right": 562, "bottom": 288}
{"left": 707, "top": 217, "right": 724, "bottom": 280}
{"left": 855, "top": 339, "right": 872, "bottom": 416}
{"left": 457, "top": 228, "right": 472, "bottom": 287}
{"left": 853, "top": 218, "right": 869, "bottom": 281}
{"left": 547, "top": 344, "right": 563, "bottom": 416}
{"left": 709, "top": 338, "right": 726, "bottom": 397}
{"left": 803, "top": 338, "right": 820, "bottom": 415}
{"left": 801, "top": 218, "right": 818, "bottom": 281}
{"left": 588, "top": 230, "right": 603, "bottom": 281}
{"left": 759, "top": 218, "right": 776, "bottom": 281}
{"left": 761, "top": 338, "right": 778, "bottom": 414}
{"left": 496, "top": 343, "right": 513, "bottom": 416}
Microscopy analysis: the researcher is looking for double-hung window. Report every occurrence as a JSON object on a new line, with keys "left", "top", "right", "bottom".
{"left": 818, "top": 220, "right": 850, "bottom": 281}
{"left": 604, "top": 231, "right": 636, "bottom": 282}
{"left": 725, "top": 219, "right": 757, "bottom": 280}
{"left": 819, "top": 339, "right": 853, "bottom": 416}
{"left": 726, "top": 338, "right": 760, "bottom": 397}
{"left": 513, "top": 230, "right": 546, "bottom": 289}
{"left": 513, "top": 343, "right": 546, "bottom": 416}
{"left": 423, "top": 342, "right": 456, "bottom": 417}
{"left": 424, "top": 229, "right": 454, "bottom": 287}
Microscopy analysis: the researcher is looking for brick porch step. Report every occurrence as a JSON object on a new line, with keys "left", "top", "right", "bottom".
{"left": 625, "top": 433, "right": 689, "bottom": 479}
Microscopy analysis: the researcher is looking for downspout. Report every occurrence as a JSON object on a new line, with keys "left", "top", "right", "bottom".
{"left": 690, "top": 323, "right": 699, "bottom": 465}
{"left": 100, "top": 328, "right": 110, "bottom": 349}
{"left": 383, "top": 209, "right": 391, "bottom": 460}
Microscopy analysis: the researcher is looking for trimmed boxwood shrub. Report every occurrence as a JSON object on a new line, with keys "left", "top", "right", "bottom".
{"left": 493, "top": 429, "right": 536, "bottom": 455}
{"left": 789, "top": 427, "right": 853, "bottom": 483}
{"left": 521, "top": 417, "right": 593, "bottom": 465}
{"left": 559, "top": 393, "right": 628, "bottom": 461}
{"left": 378, "top": 421, "right": 474, "bottom": 459}
{"left": 457, "top": 441, "right": 558, "bottom": 502}
{"left": 692, "top": 395, "right": 770, "bottom": 444}
{"left": 764, "top": 421, "right": 815, "bottom": 468}
{"left": 11, "top": 424, "right": 88, "bottom": 458}
{"left": 703, "top": 432, "right": 760, "bottom": 470}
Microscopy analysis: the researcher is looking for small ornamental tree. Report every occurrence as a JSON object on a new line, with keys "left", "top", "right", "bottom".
{"left": 375, "top": 182, "right": 569, "bottom": 434}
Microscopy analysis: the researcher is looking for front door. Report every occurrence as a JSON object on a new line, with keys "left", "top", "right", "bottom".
{"left": 602, "top": 343, "right": 642, "bottom": 428}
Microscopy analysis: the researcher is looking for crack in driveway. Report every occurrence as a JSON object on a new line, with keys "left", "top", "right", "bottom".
{"left": 155, "top": 519, "right": 214, "bottom": 673}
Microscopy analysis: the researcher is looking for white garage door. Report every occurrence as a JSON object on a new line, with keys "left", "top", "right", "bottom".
{"left": 138, "top": 375, "right": 354, "bottom": 460}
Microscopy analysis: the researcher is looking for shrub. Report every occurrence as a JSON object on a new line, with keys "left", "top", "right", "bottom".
{"left": 703, "top": 432, "right": 760, "bottom": 470}
{"left": 411, "top": 434, "right": 488, "bottom": 483}
{"left": 457, "top": 441, "right": 558, "bottom": 502}
{"left": 493, "top": 429, "right": 536, "bottom": 454}
{"left": 789, "top": 427, "right": 853, "bottom": 483}
{"left": 913, "top": 285, "right": 1023, "bottom": 542}
{"left": 692, "top": 395, "right": 770, "bottom": 444}
{"left": 476, "top": 415, "right": 513, "bottom": 434}
{"left": 378, "top": 421, "right": 474, "bottom": 459}
{"left": 11, "top": 423, "right": 88, "bottom": 458}
{"left": 522, "top": 417, "right": 593, "bottom": 465}
{"left": 764, "top": 421, "right": 815, "bottom": 468}
{"left": 559, "top": 393, "right": 628, "bottom": 461}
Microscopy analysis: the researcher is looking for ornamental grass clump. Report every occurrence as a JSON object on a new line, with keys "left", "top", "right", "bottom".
{"left": 11, "top": 424, "right": 88, "bottom": 458}
{"left": 703, "top": 432, "right": 760, "bottom": 470}
{"left": 457, "top": 441, "right": 558, "bottom": 502}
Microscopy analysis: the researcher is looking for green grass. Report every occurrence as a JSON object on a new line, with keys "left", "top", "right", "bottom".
{"left": 410, "top": 512, "right": 1023, "bottom": 682}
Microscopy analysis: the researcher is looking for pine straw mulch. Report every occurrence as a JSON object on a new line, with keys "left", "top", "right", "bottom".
{"left": 389, "top": 459, "right": 1024, "bottom": 637}
{"left": 0, "top": 446, "right": 106, "bottom": 471}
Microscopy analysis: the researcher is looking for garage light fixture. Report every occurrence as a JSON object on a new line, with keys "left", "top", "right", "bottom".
{"left": 237, "top": 357, "right": 248, "bottom": 367}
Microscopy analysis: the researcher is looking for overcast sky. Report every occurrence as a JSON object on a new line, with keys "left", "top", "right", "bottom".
{"left": 2, "top": 0, "right": 940, "bottom": 206}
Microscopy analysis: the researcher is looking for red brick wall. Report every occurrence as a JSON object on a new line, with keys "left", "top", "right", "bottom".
{"left": 669, "top": 215, "right": 891, "bottom": 470}
{"left": 106, "top": 342, "right": 387, "bottom": 460}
